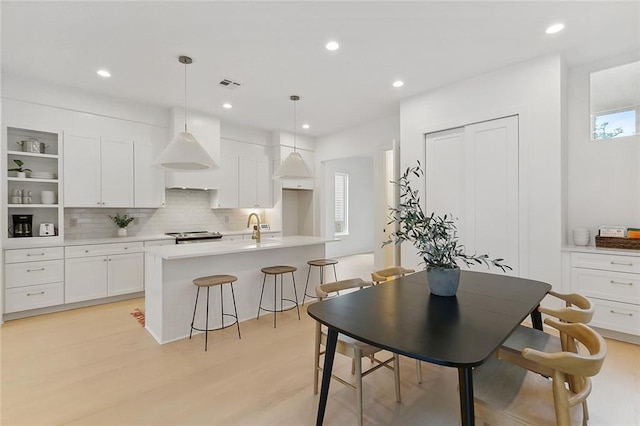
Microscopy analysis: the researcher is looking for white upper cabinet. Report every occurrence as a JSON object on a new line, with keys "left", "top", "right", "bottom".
{"left": 210, "top": 154, "right": 239, "bottom": 209}
{"left": 64, "top": 133, "right": 133, "bottom": 207}
{"left": 238, "top": 158, "right": 272, "bottom": 208}
{"left": 63, "top": 133, "right": 102, "bottom": 207}
{"left": 100, "top": 137, "right": 134, "bottom": 207}
{"left": 280, "top": 146, "right": 314, "bottom": 190}
{"left": 134, "top": 141, "right": 165, "bottom": 208}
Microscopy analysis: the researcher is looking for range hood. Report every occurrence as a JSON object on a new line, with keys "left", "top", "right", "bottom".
{"left": 165, "top": 107, "right": 221, "bottom": 190}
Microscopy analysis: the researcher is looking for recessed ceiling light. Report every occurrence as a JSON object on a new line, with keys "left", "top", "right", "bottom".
{"left": 302, "top": 124, "right": 310, "bottom": 129}
{"left": 222, "top": 103, "right": 233, "bottom": 109}
{"left": 97, "top": 69, "right": 111, "bottom": 78}
{"left": 545, "top": 23, "right": 565, "bottom": 34}
{"left": 392, "top": 80, "right": 404, "bottom": 88}
{"left": 325, "top": 41, "right": 340, "bottom": 51}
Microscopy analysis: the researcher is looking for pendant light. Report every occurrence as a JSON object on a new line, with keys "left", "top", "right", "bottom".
{"left": 153, "top": 55, "right": 217, "bottom": 171}
{"left": 273, "top": 95, "right": 313, "bottom": 179}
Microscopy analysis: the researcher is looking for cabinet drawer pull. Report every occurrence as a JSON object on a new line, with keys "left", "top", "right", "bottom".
{"left": 85, "top": 250, "right": 90, "bottom": 253}
{"left": 27, "top": 268, "right": 45, "bottom": 272}
{"left": 27, "top": 291, "right": 45, "bottom": 296}
{"left": 610, "top": 280, "right": 633, "bottom": 286}
{"left": 610, "top": 261, "right": 633, "bottom": 266}
{"left": 610, "top": 310, "right": 633, "bottom": 317}
{"left": 27, "top": 253, "right": 46, "bottom": 257}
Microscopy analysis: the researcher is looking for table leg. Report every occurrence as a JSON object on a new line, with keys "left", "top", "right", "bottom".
{"left": 531, "top": 305, "right": 543, "bottom": 330}
{"left": 316, "top": 327, "right": 338, "bottom": 426}
{"left": 458, "top": 367, "right": 475, "bottom": 426}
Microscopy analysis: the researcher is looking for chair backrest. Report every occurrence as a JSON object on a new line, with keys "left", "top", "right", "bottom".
{"left": 371, "top": 266, "right": 415, "bottom": 284}
{"left": 315, "top": 278, "right": 373, "bottom": 301}
{"left": 522, "top": 318, "right": 607, "bottom": 423}
{"left": 539, "top": 290, "right": 594, "bottom": 324}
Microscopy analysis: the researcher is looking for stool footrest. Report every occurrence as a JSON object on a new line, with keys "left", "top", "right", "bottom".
{"left": 258, "top": 299, "right": 299, "bottom": 314}
{"left": 191, "top": 314, "right": 239, "bottom": 333}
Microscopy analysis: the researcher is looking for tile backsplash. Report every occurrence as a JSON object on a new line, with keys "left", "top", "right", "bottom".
{"left": 64, "top": 189, "right": 270, "bottom": 239}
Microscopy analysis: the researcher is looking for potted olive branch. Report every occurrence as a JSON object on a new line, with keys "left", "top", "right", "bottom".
{"left": 8, "top": 159, "right": 32, "bottom": 178}
{"left": 384, "top": 161, "right": 511, "bottom": 296}
{"left": 109, "top": 213, "right": 135, "bottom": 237}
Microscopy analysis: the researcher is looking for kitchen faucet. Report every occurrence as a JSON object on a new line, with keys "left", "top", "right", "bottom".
{"left": 247, "top": 213, "right": 261, "bottom": 243}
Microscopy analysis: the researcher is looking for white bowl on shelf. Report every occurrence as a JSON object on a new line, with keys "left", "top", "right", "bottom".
{"left": 40, "top": 190, "right": 56, "bottom": 204}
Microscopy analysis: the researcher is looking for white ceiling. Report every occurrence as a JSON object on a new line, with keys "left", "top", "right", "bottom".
{"left": 2, "top": 1, "right": 639, "bottom": 137}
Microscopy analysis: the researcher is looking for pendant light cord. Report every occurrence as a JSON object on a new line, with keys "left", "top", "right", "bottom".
{"left": 293, "top": 99, "right": 297, "bottom": 152}
{"left": 290, "top": 95, "right": 300, "bottom": 153}
{"left": 184, "top": 60, "right": 188, "bottom": 133}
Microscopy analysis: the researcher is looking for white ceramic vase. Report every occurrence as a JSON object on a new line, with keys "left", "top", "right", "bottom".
{"left": 117, "top": 228, "right": 128, "bottom": 237}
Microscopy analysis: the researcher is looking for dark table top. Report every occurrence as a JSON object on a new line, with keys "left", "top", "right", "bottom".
{"left": 307, "top": 270, "right": 551, "bottom": 368}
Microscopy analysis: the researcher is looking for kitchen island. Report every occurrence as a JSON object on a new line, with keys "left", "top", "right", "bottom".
{"left": 144, "top": 236, "right": 333, "bottom": 344}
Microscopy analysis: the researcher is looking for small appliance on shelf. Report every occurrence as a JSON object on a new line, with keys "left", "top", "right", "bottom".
{"left": 39, "top": 223, "right": 56, "bottom": 236}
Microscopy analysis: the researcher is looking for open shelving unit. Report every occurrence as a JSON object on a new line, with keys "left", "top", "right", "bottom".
{"left": 3, "top": 126, "right": 64, "bottom": 244}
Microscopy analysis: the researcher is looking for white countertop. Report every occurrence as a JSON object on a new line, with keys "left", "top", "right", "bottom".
{"left": 145, "top": 236, "right": 336, "bottom": 260}
{"left": 562, "top": 244, "right": 640, "bottom": 256}
{"left": 3, "top": 234, "right": 174, "bottom": 250}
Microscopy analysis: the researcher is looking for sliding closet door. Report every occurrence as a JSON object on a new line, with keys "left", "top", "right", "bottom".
{"left": 425, "top": 115, "right": 519, "bottom": 275}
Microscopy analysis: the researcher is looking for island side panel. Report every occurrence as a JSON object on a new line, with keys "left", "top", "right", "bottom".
{"left": 144, "top": 252, "right": 165, "bottom": 344}
{"left": 156, "top": 243, "right": 325, "bottom": 344}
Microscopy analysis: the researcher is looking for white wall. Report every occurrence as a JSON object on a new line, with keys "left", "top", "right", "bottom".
{"left": 566, "top": 51, "right": 640, "bottom": 241}
{"left": 316, "top": 115, "right": 399, "bottom": 263}
{"left": 323, "top": 157, "right": 375, "bottom": 258}
{"left": 400, "top": 55, "right": 563, "bottom": 286}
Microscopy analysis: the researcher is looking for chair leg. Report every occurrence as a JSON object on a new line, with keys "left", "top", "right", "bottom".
{"left": 189, "top": 287, "right": 200, "bottom": 339}
{"left": 220, "top": 285, "right": 224, "bottom": 329}
{"left": 303, "top": 265, "right": 313, "bottom": 305}
{"left": 394, "top": 353, "right": 401, "bottom": 402}
{"left": 552, "top": 371, "right": 571, "bottom": 426}
{"left": 314, "top": 325, "right": 321, "bottom": 395}
{"left": 416, "top": 360, "right": 422, "bottom": 384}
{"left": 332, "top": 264, "right": 338, "bottom": 282}
{"left": 273, "top": 274, "right": 278, "bottom": 328}
{"left": 230, "top": 283, "right": 241, "bottom": 339}
{"left": 354, "top": 348, "right": 364, "bottom": 426}
{"left": 291, "top": 272, "right": 300, "bottom": 319}
{"left": 204, "top": 286, "right": 210, "bottom": 351}
{"left": 257, "top": 274, "right": 267, "bottom": 320}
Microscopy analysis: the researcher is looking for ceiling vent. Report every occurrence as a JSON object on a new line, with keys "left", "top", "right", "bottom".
{"left": 218, "top": 78, "right": 242, "bottom": 89}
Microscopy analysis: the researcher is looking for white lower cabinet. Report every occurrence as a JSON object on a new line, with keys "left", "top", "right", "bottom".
{"left": 4, "top": 247, "right": 65, "bottom": 313}
{"left": 569, "top": 250, "right": 640, "bottom": 337}
{"left": 64, "top": 242, "right": 144, "bottom": 303}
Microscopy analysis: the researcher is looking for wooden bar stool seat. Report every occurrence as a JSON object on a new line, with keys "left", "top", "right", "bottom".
{"left": 303, "top": 258, "right": 338, "bottom": 305}
{"left": 257, "top": 265, "right": 300, "bottom": 328}
{"left": 190, "top": 274, "right": 241, "bottom": 351}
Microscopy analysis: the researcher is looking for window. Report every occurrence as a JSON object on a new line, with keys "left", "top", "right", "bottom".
{"left": 334, "top": 173, "right": 348, "bottom": 235}
{"left": 592, "top": 108, "right": 637, "bottom": 140}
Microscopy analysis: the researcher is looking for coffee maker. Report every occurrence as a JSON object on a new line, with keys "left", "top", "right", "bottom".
{"left": 12, "top": 214, "right": 33, "bottom": 237}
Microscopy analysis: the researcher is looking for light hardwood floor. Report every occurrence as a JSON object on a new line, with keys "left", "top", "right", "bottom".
{"left": 1, "top": 253, "right": 639, "bottom": 425}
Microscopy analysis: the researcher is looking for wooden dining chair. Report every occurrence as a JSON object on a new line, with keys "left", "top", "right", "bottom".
{"left": 474, "top": 319, "right": 607, "bottom": 426}
{"left": 501, "top": 290, "right": 594, "bottom": 356}
{"left": 313, "top": 278, "right": 401, "bottom": 426}
{"left": 499, "top": 291, "right": 595, "bottom": 420}
{"left": 371, "top": 266, "right": 423, "bottom": 383}
{"left": 370, "top": 266, "right": 415, "bottom": 285}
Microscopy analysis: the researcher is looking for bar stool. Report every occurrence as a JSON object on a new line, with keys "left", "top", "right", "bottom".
{"left": 189, "top": 274, "right": 241, "bottom": 351}
{"left": 302, "top": 259, "right": 339, "bottom": 305}
{"left": 257, "top": 265, "right": 300, "bottom": 328}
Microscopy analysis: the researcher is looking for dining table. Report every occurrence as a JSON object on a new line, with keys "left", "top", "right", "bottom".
{"left": 306, "top": 269, "right": 552, "bottom": 426}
